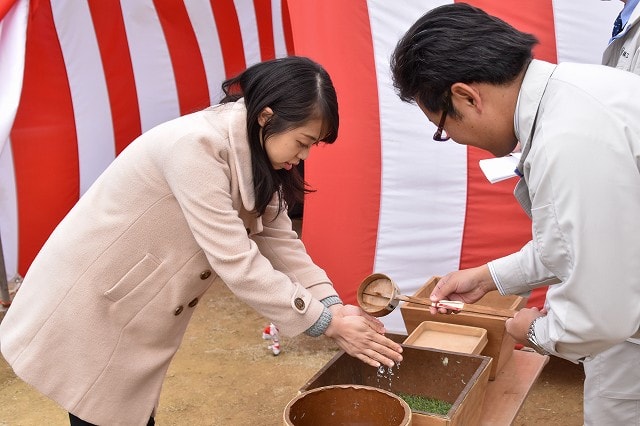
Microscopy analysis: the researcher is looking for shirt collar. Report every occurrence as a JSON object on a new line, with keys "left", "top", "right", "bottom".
{"left": 621, "top": 0, "right": 640, "bottom": 25}
{"left": 514, "top": 59, "right": 557, "bottom": 152}
{"left": 610, "top": 0, "right": 640, "bottom": 42}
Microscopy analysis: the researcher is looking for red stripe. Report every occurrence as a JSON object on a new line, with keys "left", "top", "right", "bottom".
{"left": 459, "top": 148, "right": 533, "bottom": 270}
{"left": 458, "top": 0, "right": 555, "bottom": 309}
{"left": 209, "top": 0, "right": 246, "bottom": 78}
{"left": 288, "top": 0, "right": 380, "bottom": 304}
{"left": 87, "top": 0, "right": 141, "bottom": 155}
{"left": 11, "top": 0, "right": 79, "bottom": 275}
{"left": 253, "top": 0, "right": 275, "bottom": 60}
{"left": 464, "top": 0, "right": 557, "bottom": 62}
{"left": 0, "top": 0, "right": 17, "bottom": 21}
{"left": 281, "top": 0, "right": 294, "bottom": 55}
{"left": 154, "top": 0, "right": 210, "bottom": 116}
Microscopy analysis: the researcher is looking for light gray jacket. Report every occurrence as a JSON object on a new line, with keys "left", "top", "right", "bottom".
{"left": 489, "top": 60, "right": 640, "bottom": 363}
{"left": 0, "top": 100, "right": 337, "bottom": 425}
{"left": 602, "top": 4, "right": 640, "bottom": 73}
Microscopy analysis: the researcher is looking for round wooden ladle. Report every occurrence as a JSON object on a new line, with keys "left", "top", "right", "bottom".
{"left": 356, "top": 273, "right": 515, "bottom": 318}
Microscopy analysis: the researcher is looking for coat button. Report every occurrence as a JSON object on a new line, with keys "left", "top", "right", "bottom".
{"left": 174, "top": 305, "right": 184, "bottom": 316}
{"left": 200, "top": 270, "right": 211, "bottom": 280}
{"left": 294, "top": 297, "right": 305, "bottom": 310}
{"left": 188, "top": 297, "right": 199, "bottom": 308}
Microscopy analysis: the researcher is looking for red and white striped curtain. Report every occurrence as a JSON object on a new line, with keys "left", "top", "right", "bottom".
{"left": 0, "top": 0, "right": 292, "bottom": 283}
{"left": 288, "top": 0, "right": 620, "bottom": 332}
{"left": 0, "top": 0, "right": 622, "bottom": 332}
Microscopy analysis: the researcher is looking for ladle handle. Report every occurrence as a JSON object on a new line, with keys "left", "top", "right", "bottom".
{"left": 395, "top": 294, "right": 430, "bottom": 305}
{"left": 397, "top": 294, "right": 516, "bottom": 318}
{"left": 434, "top": 300, "right": 516, "bottom": 318}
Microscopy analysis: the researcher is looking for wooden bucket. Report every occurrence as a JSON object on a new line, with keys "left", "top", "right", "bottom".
{"left": 283, "top": 384, "right": 412, "bottom": 425}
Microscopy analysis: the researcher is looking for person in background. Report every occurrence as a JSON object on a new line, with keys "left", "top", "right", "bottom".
{"left": 390, "top": 4, "right": 640, "bottom": 425}
{"left": 603, "top": 0, "right": 640, "bottom": 72}
{"left": 0, "top": 56, "right": 403, "bottom": 426}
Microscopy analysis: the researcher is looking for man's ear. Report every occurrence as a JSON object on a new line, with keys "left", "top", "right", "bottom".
{"left": 451, "top": 82, "right": 482, "bottom": 112}
{"left": 258, "top": 107, "right": 274, "bottom": 127}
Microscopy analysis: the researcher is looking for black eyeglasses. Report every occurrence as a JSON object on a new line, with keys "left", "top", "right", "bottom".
{"left": 433, "top": 99, "right": 450, "bottom": 142}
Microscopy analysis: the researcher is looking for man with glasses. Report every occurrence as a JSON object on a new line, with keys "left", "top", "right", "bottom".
{"left": 390, "top": 4, "right": 640, "bottom": 425}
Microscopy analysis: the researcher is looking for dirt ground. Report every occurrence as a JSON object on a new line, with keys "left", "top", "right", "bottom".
{"left": 0, "top": 220, "right": 585, "bottom": 425}
{"left": 1, "top": 279, "right": 584, "bottom": 425}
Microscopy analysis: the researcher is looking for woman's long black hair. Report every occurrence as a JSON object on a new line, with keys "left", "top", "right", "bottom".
{"left": 220, "top": 56, "right": 339, "bottom": 217}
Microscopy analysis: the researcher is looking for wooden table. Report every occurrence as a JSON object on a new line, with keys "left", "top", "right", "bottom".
{"left": 479, "top": 349, "right": 549, "bottom": 425}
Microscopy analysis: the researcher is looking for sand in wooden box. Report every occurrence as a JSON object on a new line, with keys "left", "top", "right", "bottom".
{"left": 400, "top": 277, "right": 526, "bottom": 380}
{"left": 299, "top": 340, "right": 492, "bottom": 426}
{"left": 404, "top": 321, "right": 488, "bottom": 355}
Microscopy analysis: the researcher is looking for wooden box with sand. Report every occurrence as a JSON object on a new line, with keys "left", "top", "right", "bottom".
{"left": 400, "top": 276, "right": 526, "bottom": 379}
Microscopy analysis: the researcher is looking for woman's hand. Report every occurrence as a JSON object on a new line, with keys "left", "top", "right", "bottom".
{"left": 324, "top": 304, "right": 403, "bottom": 368}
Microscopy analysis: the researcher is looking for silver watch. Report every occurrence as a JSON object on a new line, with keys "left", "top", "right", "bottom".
{"left": 526, "top": 316, "right": 549, "bottom": 355}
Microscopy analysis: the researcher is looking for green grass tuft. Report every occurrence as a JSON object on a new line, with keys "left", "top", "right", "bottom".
{"left": 398, "top": 393, "right": 452, "bottom": 415}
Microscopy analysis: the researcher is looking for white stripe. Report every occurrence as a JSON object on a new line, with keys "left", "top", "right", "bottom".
{"left": 0, "top": 0, "right": 27, "bottom": 280}
{"left": 553, "top": 0, "right": 620, "bottom": 64}
{"left": 234, "top": 0, "right": 261, "bottom": 66}
{"left": 0, "top": 139, "right": 19, "bottom": 280}
{"left": 368, "top": 0, "right": 464, "bottom": 333}
{"left": 0, "top": 0, "right": 28, "bottom": 156}
{"left": 184, "top": 0, "right": 226, "bottom": 105}
{"left": 121, "top": 0, "right": 180, "bottom": 132}
{"left": 51, "top": 0, "right": 116, "bottom": 194}
{"left": 271, "top": 0, "right": 288, "bottom": 58}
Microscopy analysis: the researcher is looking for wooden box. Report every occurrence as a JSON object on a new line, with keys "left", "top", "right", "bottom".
{"left": 299, "top": 339, "right": 492, "bottom": 426}
{"left": 404, "top": 321, "right": 488, "bottom": 355}
{"left": 400, "top": 276, "right": 526, "bottom": 380}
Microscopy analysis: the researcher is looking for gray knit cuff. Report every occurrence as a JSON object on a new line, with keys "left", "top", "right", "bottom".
{"left": 320, "top": 295, "right": 343, "bottom": 308}
{"left": 304, "top": 307, "right": 333, "bottom": 337}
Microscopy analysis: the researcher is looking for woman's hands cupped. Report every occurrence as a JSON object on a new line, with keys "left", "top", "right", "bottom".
{"left": 325, "top": 304, "right": 403, "bottom": 368}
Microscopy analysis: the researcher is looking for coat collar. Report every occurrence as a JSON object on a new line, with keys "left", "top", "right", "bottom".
{"left": 228, "top": 98, "right": 256, "bottom": 211}
{"left": 514, "top": 59, "right": 557, "bottom": 154}
{"left": 512, "top": 59, "right": 556, "bottom": 216}
{"left": 227, "top": 98, "right": 256, "bottom": 213}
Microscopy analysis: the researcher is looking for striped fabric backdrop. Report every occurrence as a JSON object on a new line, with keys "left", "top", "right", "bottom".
{"left": 0, "top": 0, "right": 292, "bottom": 284}
{"left": 0, "top": 0, "right": 622, "bottom": 333}
{"left": 289, "top": 0, "right": 621, "bottom": 332}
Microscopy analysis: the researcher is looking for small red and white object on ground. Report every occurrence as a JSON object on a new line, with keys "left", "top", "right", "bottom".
{"left": 262, "top": 322, "right": 281, "bottom": 356}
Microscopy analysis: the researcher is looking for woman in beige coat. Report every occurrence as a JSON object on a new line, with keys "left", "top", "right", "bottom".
{"left": 0, "top": 56, "right": 403, "bottom": 426}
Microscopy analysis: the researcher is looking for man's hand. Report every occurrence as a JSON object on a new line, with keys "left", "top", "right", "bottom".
{"left": 506, "top": 307, "right": 546, "bottom": 345}
{"left": 428, "top": 265, "right": 497, "bottom": 315}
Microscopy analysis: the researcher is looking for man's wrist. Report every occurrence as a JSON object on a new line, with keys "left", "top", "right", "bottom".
{"left": 526, "top": 316, "right": 549, "bottom": 355}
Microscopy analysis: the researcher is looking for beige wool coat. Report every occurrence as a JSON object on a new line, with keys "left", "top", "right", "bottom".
{"left": 0, "top": 100, "right": 338, "bottom": 425}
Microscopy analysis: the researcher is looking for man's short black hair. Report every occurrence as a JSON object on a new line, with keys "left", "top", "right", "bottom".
{"left": 390, "top": 3, "right": 538, "bottom": 116}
